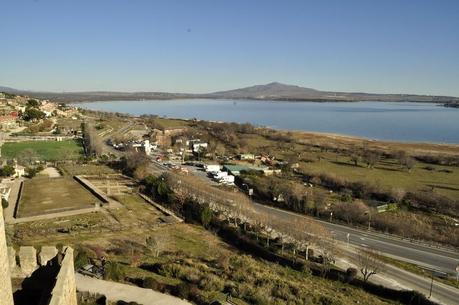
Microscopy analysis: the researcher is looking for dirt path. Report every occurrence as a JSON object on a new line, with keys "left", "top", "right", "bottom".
{"left": 5, "top": 178, "right": 22, "bottom": 222}
{"left": 39, "top": 167, "right": 61, "bottom": 178}
{"left": 75, "top": 273, "right": 191, "bottom": 305}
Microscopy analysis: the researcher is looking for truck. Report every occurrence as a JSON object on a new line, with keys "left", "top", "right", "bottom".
{"left": 219, "top": 175, "right": 235, "bottom": 185}
{"left": 205, "top": 164, "right": 221, "bottom": 172}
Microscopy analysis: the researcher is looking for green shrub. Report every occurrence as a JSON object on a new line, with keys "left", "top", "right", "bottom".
{"left": 200, "top": 204, "right": 213, "bottom": 228}
{"left": 173, "top": 282, "right": 191, "bottom": 299}
{"left": 74, "top": 248, "right": 90, "bottom": 269}
{"left": 198, "top": 274, "right": 224, "bottom": 291}
{"left": 104, "top": 261, "right": 123, "bottom": 281}
{"left": 142, "top": 277, "right": 166, "bottom": 291}
{"left": 0, "top": 165, "right": 15, "bottom": 177}
{"left": 1, "top": 198, "right": 8, "bottom": 209}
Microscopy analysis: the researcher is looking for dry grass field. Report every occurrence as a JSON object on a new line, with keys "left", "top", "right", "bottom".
{"left": 17, "top": 177, "right": 101, "bottom": 217}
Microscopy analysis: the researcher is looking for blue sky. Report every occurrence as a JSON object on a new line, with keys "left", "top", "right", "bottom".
{"left": 1, "top": 0, "right": 459, "bottom": 96}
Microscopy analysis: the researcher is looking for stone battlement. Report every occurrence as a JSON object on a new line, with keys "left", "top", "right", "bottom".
{"left": 1, "top": 205, "right": 77, "bottom": 305}
{"left": 8, "top": 245, "right": 59, "bottom": 278}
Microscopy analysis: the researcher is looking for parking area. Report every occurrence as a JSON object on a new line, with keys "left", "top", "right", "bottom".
{"left": 180, "top": 165, "right": 220, "bottom": 186}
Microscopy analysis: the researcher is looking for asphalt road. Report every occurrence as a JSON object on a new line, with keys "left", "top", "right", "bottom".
{"left": 255, "top": 203, "right": 459, "bottom": 304}
{"left": 253, "top": 203, "right": 459, "bottom": 275}
{"left": 383, "top": 263, "right": 459, "bottom": 305}
{"left": 338, "top": 247, "right": 459, "bottom": 305}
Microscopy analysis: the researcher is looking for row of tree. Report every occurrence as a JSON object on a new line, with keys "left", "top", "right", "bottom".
{"left": 141, "top": 171, "right": 339, "bottom": 271}
{"left": 82, "top": 122, "right": 103, "bottom": 157}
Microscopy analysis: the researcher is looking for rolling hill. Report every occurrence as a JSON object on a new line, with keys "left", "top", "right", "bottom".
{"left": 1, "top": 82, "right": 459, "bottom": 103}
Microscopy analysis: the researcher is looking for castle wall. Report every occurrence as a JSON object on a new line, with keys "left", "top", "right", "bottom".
{"left": 0, "top": 206, "right": 14, "bottom": 305}
{"left": 48, "top": 247, "right": 78, "bottom": 305}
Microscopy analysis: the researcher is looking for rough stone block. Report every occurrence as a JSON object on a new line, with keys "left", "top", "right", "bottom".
{"left": 7, "top": 247, "right": 16, "bottom": 270}
{"left": 39, "top": 246, "right": 58, "bottom": 266}
{"left": 18, "top": 246, "right": 38, "bottom": 277}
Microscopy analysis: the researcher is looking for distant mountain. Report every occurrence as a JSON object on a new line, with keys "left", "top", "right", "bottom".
{"left": 209, "top": 82, "right": 459, "bottom": 103}
{"left": 209, "top": 82, "right": 321, "bottom": 99}
{"left": 0, "top": 86, "right": 20, "bottom": 93}
{"left": 2, "top": 82, "right": 459, "bottom": 103}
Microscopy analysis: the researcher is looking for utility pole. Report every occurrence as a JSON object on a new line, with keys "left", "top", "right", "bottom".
{"left": 429, "top": 272, "right": 434, "bottom": 299}
{"left": 368, "top": 212, "right": 371, "bottom": 231}
{"left": 364, "top": 211, "right": 372, "bottom": 231}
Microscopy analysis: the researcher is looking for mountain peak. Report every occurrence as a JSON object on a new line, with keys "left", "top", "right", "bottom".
{"left": 211, "top": 82, "right": 320, "bottom": 98}
{"left": 265, "top": 81, "right": 284, "bottom": 86}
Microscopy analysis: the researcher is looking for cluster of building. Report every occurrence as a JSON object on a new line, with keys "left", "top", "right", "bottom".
{"left": 0, "top": 95, "right": 22, "bottom": 131}
{"left": 0, "top": 93, "right": 79, "bottom": 131}
{"left": 204, "top": 164, "right": 235, "bottom": 185}
{"left": 201, "top": 161, "right": 282, "bottom": 186}
{"left": 0, "top": 112, "right": 19, "bottom": 131}
{"left": 112, "top": 139, "right": 156, "bottom": 156}
{"left": 110, "top": 125, "right": 212, "bottom": 163}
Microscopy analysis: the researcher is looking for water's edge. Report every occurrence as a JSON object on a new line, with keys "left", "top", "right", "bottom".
{"left": 72, "top": 99, "right": 459, "bottom": 144}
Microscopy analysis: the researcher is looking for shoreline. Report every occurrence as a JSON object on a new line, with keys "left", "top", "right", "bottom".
{"left": 69, "top": 97, "right": 459, "bottom": 104}
{"left": 74, "top": 104, "right": 459, "bottom": 151}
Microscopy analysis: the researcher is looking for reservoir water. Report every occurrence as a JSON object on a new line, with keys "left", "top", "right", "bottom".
{"left": 74, "top": 99, "right": 459, "bottom": 144}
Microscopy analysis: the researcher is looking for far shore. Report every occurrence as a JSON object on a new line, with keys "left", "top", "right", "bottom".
{"left": 78, "top": 105, "right": 459, "bottom": 155}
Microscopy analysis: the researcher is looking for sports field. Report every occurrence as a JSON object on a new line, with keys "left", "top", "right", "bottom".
{"left": 17, "top": 177, "right": 101, "bottom": 217}
{"left": 1, "top": 139, "right": 83, "bottom": 161}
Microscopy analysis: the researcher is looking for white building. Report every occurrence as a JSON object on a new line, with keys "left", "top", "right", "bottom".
{"left": 143, "top": 139, "right": 152, "bottom": 156}
{"left": 0, "top": 183, "right": 11, "bottom": 201}
{"left": 192, "top": 142, "right": 208, "bottom": 152}
{"left": 14, "top": 164, "right": 25, "bottom": 178}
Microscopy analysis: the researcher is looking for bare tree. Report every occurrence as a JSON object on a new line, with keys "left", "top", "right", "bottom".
{"left": 349, "top": 149, "right": 361, "bottom": 167}
{"left": 83, "top": 122, "right": 103, "bottom": 157}
{"left": 146, "top": 234, "right": 169, "bottom": 257}
{"left": 403, "top": 157, "right": 416, "bottom": 172}
{"left": 357, "top": 248, "right": 385, "bottom": 282}
{"left": 314, "top": 227, "right": 338, "bottom": 276}
{"left": 17, "top": 148, "right": 39, "bottom": 165}
{"left": 125, "top": 149, "right": 149, "bottom": 176}
{"left": 331, "top": 200, "right": 368, "bottom": 225}
{"left": 364, "top": 151, "right": 380, "bottom": 168}
{"left": 391, "top": 187, "right": 406, "bottom": 203}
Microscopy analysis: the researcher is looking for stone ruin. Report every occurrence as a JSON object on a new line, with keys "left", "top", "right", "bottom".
{"left": 0, "top": 206, "right": 77, "bottom": 305}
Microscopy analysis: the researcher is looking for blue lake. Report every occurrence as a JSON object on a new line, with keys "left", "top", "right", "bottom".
{"left": 74, "top": 99, "right": 459, "bottom": 144}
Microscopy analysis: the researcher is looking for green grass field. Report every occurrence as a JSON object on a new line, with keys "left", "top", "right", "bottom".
{"left": 2, "top": 139, "right": 83, "bottom": 161}
{"left": 18, "top": 177, "right": 100, "bottom": 217}
{"left": 238, "top": 133, "right": 459, "bottom": 199}
{"left": 301, "top": 152, "right": 459, "bottom": 199}
{"left": 58, "top": 163, "right": 116, "bottom": 176}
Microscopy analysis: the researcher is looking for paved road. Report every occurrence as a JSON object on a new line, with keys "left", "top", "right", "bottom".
{"left": 383, "top": 263, "right": 459, "bottom": 305}
{"left": 337, "top": 247, "right": 459, "bottom": 305}
{"left": 4, "top": 178, "right": 22, "bottom": 222}
{"left": 253, "top": 203, "right": 459, "bottom": 276}
{"left": 76, "top": 273, "right": 192, "bottom": 305}
{"left": 101, "top": 121, "right": 137, "bottom": 157}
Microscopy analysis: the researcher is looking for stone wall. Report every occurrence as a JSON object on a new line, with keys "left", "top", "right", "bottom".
{"left": 0, "top": 205, "right": 77, "bottom": 305}
{"left": 0, "top": 206, "right": 14, "bottom": 305}
{"left": 8, "top": 245, "right": 78, "bottom": 305}
{"left": 48, "top": 247, "right": 78, "bottom": 305}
